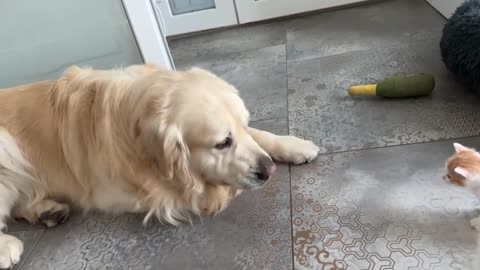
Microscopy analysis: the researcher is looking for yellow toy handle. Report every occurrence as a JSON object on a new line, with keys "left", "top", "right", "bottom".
{"left": 347, "top": 84, "right": 377, "bottom": 96}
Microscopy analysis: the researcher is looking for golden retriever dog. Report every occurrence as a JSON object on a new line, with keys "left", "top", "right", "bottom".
{"left": 0, "top": 64, "right": 319, "bottom": 268}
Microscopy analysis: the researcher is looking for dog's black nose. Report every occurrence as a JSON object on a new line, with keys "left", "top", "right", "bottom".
{"left": 255, "top": 156, "right": 276, "bottom": 181}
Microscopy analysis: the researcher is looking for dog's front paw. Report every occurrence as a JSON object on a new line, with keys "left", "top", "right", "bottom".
{"left": 470, "top": 217, "right": 480, "bottom": 231}
{"left": 0, "top": 234, "right": 23, "bottom": 269}
{"left": 273, "top": 136, "right": 320, "bottom": 165}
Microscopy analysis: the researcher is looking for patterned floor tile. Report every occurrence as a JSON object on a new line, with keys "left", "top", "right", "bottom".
{"left": 286, "top": 0, "right": 445, "bottom": 62}
{"left": 20, "top": 118, "right": 293, "bottom": 270}
{"left": 291, "top": 137, "right": 480, "bottom": 270}
{"left": 287, "top": 39, "right": 480, "bottom": 154}
{"left": 174, "top": 45, "right": 288, "bottom": 122}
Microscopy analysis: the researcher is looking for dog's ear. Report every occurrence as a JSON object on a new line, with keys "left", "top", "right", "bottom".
{"left": 135, "top": 88, "right": 203, "bottom": 193}
{"left": 161, "top": 126, "right": 202, "bottom": 192}
{"left": 162, "top": 126, "right": 189, "bottom": 179}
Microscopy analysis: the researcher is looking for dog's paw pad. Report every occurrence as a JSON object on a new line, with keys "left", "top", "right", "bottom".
{"left": 40, "top": 205, "right": 70, "bottom": 228}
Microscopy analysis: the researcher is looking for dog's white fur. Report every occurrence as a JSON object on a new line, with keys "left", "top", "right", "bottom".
{"left": 0, "top": 64, "right": 319, "bottom": 268}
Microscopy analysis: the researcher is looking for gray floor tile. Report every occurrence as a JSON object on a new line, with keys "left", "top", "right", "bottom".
{"left": 10, "top": 230, "right": 43, "bottom": 270}
{"left": 287, "top": 39, "right": 480, "bottom": 154}
{"left": 175, "top": 45, "right": 288, "bottom": 122}
{"left": 8, "top": 220, "right": 44, "bottom": 233}
{"left": 286, "top": 0, "right": 445, "bottom": 62}
{"left": 291, "top": 137, "right": 480, "bottom": 270}
{"left": 21, "top": 119, "right": 292, "bottom": 270}
{"left": 169, "top": 21, "right": 286, "bottom": 67}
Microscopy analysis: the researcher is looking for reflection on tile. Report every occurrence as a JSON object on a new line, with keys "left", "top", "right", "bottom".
{"left": 169, "top": 21, "right": 286, "bottom": 66}
{"left": 286, "top": 0, "right": 445, "bottom": 62}
{"left": 291, "top": 138, "right": 480, "bottom": 270}
{"left": 287, "top": 40, "right": 480, "bottom": 154}
{"left": 10, "top": 230, "right": 43, "bottom": 270}
{"left": 21, "top": 118, "right": 292, "bottom": 270}
{"left": 176, "top": 45, "right": 288, "bottom": 122}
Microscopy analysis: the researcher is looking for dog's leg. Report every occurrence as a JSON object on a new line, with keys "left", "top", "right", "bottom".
{"left": 248, "top": 127, "right": 319, "bottom": 164}
{"left": 0, "top": 129, "right": 32, "bottom": 269}
{"left": 15, "top": 199, "right": 70, "bottom": 228}
{"left": 0, "top": 184, "right": 23, "bottom": 269}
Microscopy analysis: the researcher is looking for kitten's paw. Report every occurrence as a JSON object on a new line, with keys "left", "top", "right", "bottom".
{"left": 273, "top": 136, "right": 320, "bottom": 165}
{"left": 0, "top": 234, "right": 23, "bottom": 269}
{"left": 470, "top": 217, "right": 480, "bottom": 231}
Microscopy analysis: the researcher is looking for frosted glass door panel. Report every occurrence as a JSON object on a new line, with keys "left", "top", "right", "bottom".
{"left": 0, "top": 0, "right": 143, "bottom": 88}
{"left": 168, "top": 0, "right": 215, "bottom": 15}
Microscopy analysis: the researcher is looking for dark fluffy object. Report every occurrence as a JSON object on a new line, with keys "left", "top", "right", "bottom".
{"left": 440, "top": 0, "right": 480, "bottom": 92}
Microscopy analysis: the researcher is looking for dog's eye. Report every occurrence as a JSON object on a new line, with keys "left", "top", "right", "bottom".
{"left": 215, "top": 137, "right": 233, "bottom": 150}
{"left": 447, "top": 175, "right": 451, "bottom": 179}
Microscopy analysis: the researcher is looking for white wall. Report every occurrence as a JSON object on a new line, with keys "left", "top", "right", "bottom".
{"left": 426, "top": 0, "right": 464, "bottom": 18}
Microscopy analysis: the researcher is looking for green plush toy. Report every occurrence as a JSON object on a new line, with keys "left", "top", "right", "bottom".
{"left": 348, "top": 73, "right": 435, "bottom": 98}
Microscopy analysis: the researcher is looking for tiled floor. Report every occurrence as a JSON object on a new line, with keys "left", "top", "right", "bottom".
{"left": 11, "top": 0, "right": 480, "bottom": 269}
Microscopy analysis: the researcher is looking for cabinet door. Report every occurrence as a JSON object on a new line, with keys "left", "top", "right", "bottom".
{"left": 235, "top": 0, "right": 368, "bottom": 24}
{"left": 155, "top": 0, "right": 238, "bottom": 36}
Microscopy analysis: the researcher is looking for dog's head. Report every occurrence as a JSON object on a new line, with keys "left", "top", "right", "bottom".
{"left": 135, "top": 66, "right": 276, "bottom": 190}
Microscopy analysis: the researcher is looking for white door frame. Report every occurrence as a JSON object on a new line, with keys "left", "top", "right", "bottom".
{"left": 155, "top": 0, "right": 238, "bottom": 36}
{"left": 235, "top": 0, "right": 368, "bottom": 24}
{"left": 122, "top": 0, "right": 175, "bottom": 70}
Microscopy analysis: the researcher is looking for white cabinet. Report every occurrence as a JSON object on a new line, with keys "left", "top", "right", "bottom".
{"left": 235, "top": 0, "right": 369, "bottom": 24}
{"left": 157, "top": 0, "right": 373, "bottom": 36}
{"left": 155, "top": 0, "right": 238, "bottom": 36}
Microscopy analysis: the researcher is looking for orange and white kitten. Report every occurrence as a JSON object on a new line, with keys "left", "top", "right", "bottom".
{"left": 445, "top": 143, "right": 480, "bottom": 270}
{"left": 444, "top": 143, "right": 480, "bottom": 230}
